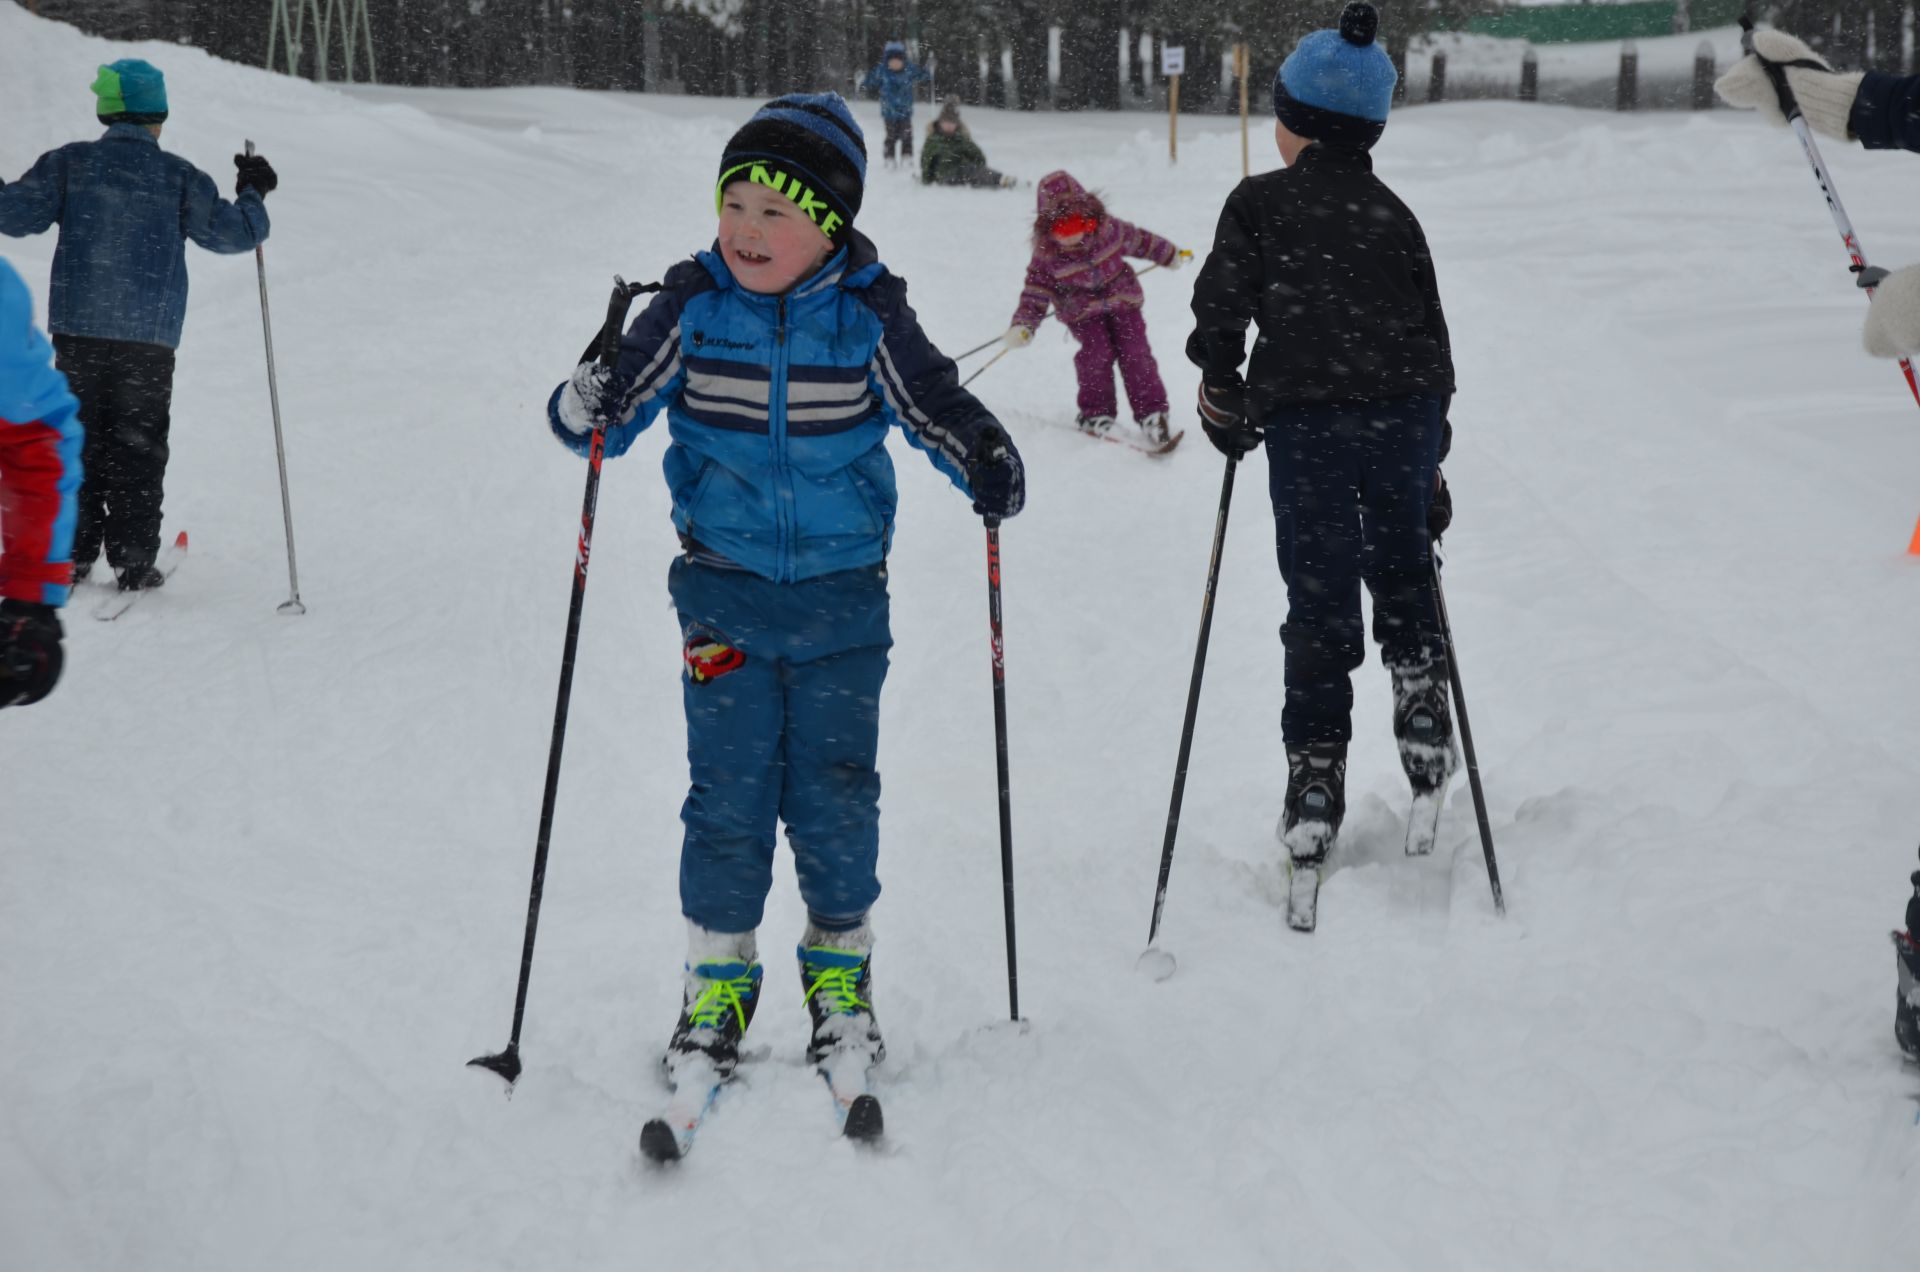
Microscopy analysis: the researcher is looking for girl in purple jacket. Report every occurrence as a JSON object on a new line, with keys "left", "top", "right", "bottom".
{"left": 1001, "top": 171, "right": 1186, "bottom": 446}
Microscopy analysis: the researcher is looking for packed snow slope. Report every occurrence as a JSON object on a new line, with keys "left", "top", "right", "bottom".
{"left": 3, "top": 9, "right": 1917, "bottom": 1270}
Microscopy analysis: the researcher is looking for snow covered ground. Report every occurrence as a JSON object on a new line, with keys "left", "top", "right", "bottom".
{"left": 3, "top": 7, "right": 1917, "bottom": 1269}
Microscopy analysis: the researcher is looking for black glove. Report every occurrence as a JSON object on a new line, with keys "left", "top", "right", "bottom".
{"left": 1197, "top": 379, "right": 1262, "bottom": 458}
{"left": 1428, "top": 470, "right": 1453, "bottom": 543}
{"left": 234, "top": 153, "right": 278, "bottom": 198}
{"left": 967, "top": 423, "right": 1025, "bottom": 520}
{"left": 0, "top": 598, "right": 64, "bottom": 709}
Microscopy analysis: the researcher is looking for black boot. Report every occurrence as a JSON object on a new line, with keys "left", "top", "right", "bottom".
{"left": 1281, "top": 743, "right": 1347, "bottom": 864}
{"left": 1897, "top": 867, "right": 1920, "bottom": 1064}
{"left": 1390, "top": 656, "right": 1457, "bottom": 796}
{"left": 116, "top": 562, "right": 167, "bottom": 592}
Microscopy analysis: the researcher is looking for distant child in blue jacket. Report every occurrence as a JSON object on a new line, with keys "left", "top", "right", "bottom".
{"left": 548, "top": 93, "right": 1024, "bottom": 1107}
{"left": 0, "top": 60, "right": 275, "bottom": 590}
{"left": 860, "top": 41, "right": 931, "bottom": 167}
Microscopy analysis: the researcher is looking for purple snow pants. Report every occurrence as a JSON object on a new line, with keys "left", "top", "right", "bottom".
{"left": 1068, "top": 307, "right": 1169, "bottom": 420}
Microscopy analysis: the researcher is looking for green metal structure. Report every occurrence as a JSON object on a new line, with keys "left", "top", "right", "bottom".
{"left": 1463, "top": 1, "right": 1749, "bottom": 43}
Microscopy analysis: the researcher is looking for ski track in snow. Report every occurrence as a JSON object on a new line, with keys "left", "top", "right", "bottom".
{"left": 3, "top": 10, "right": 1917, "bottom": 1270}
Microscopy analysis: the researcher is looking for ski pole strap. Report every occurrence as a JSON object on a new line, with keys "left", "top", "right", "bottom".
{"left": 1739, "top": 16, "right": 1804, "bottom": 124}
{"left": 599, "top": 276, "right": 664, "bottom": 369}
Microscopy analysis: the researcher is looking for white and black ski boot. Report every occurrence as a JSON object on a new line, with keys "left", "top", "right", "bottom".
{"left": 1895, "top": 866, "right": 1920, "bottom": 1064}
{"left": 798, "top": 926, "right": 885, "bottom": 1070}
{"left": 1390, "top": 655, "right": 1459, "bottom": 796}
{"left": 1075, "top": 413, "right": 1116, "bottom": 437}
{"left": 1281, "top": 743, "right": 1347, "bottom": 864}
{"left": 663, "top": 925, "right": 763, "bottom": 1086}
{"left": 1137, "top": 412, "right": 1172, "bottom": 447}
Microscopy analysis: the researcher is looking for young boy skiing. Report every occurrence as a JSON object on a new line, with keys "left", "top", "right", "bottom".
{"left": 1003, "top": 171, "right": 1185, "bottom": 447}
{"left": 1186, "top": 3, "right": 1457, "bottom": 894}
{"left": 546, "top": 93, "right": 1024, "bottom": 1153}
{"left": 0, "top": 59, "right": 275, "bottom": 591}
{"left": 920, "top": 97, "right": 1017, "bottom": 189}
{"left": 0, "top": 257, "right": 82, "bottom": 710}
{"left": 860, "top": 41, "right": 931, "bottom": 168}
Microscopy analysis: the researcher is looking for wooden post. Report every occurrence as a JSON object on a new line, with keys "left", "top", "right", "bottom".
{"left": 1617, "top": 40, "right": 1638, "bottom": 112}
{"left": 1169, "top": 74, "right": 1180, "bottom": 163}
{"left": 1692, "top": 39, "right": 1715, "bottom": 110}
{"left": 1237, "top": 43, "right": 1249, "bottom": 178}
{"left": 1519, "top": 47, "right": 1538, "bottom": 103}
{"left": 1428, "top": 49, "right": 1447, "bottom": 104}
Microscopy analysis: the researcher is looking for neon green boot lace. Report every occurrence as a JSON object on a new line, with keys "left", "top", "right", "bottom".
{"left": 686, "top": 963, "right": 760, "bottom": 1032}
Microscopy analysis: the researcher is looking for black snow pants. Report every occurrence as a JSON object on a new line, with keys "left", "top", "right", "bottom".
{"left": 54, "top": 335, "right": 177, "bottom": 573}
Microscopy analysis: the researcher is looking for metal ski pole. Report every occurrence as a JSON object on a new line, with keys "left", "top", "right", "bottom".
{"left": 960, "top": 346, "right": 1010, "bottom": 390}
{"left": 245, "top": 140, "right": 304, "bottom": 616}
{"left": 1432, "top": 552, "right": 1504, "bottom": 916}
{"left": 470, "top": 275, "right": 651, "bottom": 1087}
{"left": 1138, "top": 454, "right": 1239, "bottom": 979}
{"left": 953, "top": 333, "right": 1003, "bottom": 362}
{"left": 984, "top": 518, "right": 1020, "bottom": 1021}
{"left": 1738, "top": 18, "right": 1920, "bottom": 412}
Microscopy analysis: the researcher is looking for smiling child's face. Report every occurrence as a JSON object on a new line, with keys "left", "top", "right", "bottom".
{"left": 718, "top": 180, "right": 834, "bottom": 295}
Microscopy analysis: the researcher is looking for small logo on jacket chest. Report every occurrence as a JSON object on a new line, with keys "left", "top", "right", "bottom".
{"left": 692, "top": 331, "right": 758, "bottom": 352}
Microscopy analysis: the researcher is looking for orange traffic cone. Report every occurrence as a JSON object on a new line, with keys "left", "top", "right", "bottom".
{"left": 1908, "top": 514, "right": 1920, "bottom": 556}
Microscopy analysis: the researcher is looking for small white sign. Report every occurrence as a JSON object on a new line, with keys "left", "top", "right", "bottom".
{"left": 1161, "top": 46, "right": 1185, "bottom": 78}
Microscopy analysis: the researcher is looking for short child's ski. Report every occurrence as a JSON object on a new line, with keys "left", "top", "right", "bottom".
{"left": 818, "top": 1057, "right": 884, "bottom": 1143}
{"left": 639, "top": 1059, "right": 725, "bottom": 1164}
{"left": 1404, "top": 787, "right": 1446, "bottom": 857}
{"left": 1286, "top": 859, "right": 1322, "bottom": 933}
{"left": 93, "top": 531, "right": 188, "bottom": 622}
{"left": 1074, "top": 421, "right": 1184, "bottom": 457}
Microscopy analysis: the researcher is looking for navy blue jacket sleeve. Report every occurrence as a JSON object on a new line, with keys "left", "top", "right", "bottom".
{"left": 545, "top": 259, "right": 707, "bottom": 459}
{"left": 1851, "top": 72, "right": 1920, "bottom": 153}
{"left": 860, "top": 272, "right": 1009, "bottom": 497}
{"left": 179, "top": 161, "right": 270, "bottom": 254}
{"left": 0, "top": 149, "right": 65, "bottom": 238}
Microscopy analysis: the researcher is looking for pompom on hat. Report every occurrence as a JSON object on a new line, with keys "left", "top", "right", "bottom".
{"left": 1273, "top": 2, "right": 1397, "bottom": 152}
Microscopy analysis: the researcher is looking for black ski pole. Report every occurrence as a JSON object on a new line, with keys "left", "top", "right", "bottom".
{"left": 1433, "top": 553, "right": 1505, "bottom": 916}
{"left": 1140, "top": 455, "right": 1239, "bottom": 973}
{"left": 984, "top": 518, "right": 1020, "bottom": 1021}
{"left": 470, "top": 275, "right": 653, "bottom": 1087}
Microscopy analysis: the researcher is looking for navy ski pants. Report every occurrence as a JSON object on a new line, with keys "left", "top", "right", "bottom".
{"left": 1265, "top": 392, "right": 1448, "bottom": 747}
{"left": 669, "top": 557, "right": 892, "bottom": 934}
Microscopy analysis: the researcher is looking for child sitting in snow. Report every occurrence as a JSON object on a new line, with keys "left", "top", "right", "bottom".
{"left": 546, "top": 93, "right": 1024, "bottom": 1148}
{"left": 1001, "top": 171, "right": 1185, "bottom": 447}
{"left": 920, "top": 97, "right": 1016, "bottom": 189}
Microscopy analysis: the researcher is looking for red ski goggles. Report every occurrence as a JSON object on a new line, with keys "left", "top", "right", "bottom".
{"left": 1048, "top": 213, "right": 1100, "bottom": 240}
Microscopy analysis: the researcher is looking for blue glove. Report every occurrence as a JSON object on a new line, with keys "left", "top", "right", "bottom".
{"left": 967, "top": 423, "right": 1025, "bottom": 520}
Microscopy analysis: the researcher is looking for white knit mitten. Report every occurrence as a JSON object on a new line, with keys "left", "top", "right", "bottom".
{"left": 1714, "top": 29, "right": 1863, "bottom": 142}
{"left": 1863, "top": 265, "right": 1920, "bottom": 360}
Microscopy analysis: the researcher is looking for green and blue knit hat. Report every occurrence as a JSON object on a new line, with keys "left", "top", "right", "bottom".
{"left": 91, "top": 59, "right": 168, "bottom": 125}
{"left": 1274, "top": 3, "right": 1397, "bottom": 152}
{"left": 716, "top": 93, "right": 867, "bottom": 246}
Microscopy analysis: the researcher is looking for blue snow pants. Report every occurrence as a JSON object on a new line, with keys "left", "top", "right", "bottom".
{"left": 1264, "top": 392, "right": 1448, "bottom": 747}
{"left": 669, "top": 556, "right": 892, "bottom": 934}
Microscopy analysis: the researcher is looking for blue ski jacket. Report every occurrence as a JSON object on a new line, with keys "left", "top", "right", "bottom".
{"left": 861, "top": 53, "right": 931, "bottom": 121}
{"left": 547, "top": 232, "right": 1006, "bottom": 584}
{"left": 0, "top": 124, "right": 269, "bottom": 349}
{"left": 0, "top": 259, "right": 83, "bottom": 606}
{"left": 1853, "top": 73, "right": 1920, "bottom": 153}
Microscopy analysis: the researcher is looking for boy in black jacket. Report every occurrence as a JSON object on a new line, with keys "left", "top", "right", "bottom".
{"left": 1187, "top": 2, "right": 1456, "bottom": 864}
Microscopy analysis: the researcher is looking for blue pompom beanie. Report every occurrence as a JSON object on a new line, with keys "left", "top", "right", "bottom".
{"left": 717, "top": 93, "right": 868, "bottom": 246}
{"left": 91, "top": 59, "right": 169, "bottom": 125}
{"left": 1274, "top": 3, "right": 1397, "bottom": 152}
